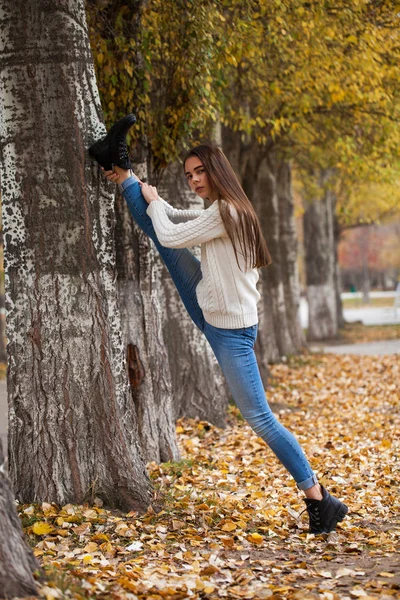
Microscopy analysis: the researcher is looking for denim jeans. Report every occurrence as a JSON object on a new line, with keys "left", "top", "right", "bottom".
{"left": 121, "top": 178, "right": 318, "bottom": 491}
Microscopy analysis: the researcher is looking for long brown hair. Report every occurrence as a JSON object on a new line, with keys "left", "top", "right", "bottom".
{"left": 183, "top": 144, "right": 272, "bottom": 271}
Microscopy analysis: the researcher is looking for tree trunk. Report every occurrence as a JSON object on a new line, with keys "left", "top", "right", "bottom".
{"left": 87, "top": 0, "right": 181, "bottom": 457}
{"left": 115, "top": 151, "right": 179, "bottom": 463}
{"left": 334, "top": 215, "right": 345, "bottom": 329}
{"left": 0, "top": 223, "right": 7, "bottom": 363}
{"left": 0, "top": 0, "right": 152, "bottom": 510}
{"left": 277, "top": 162, "right": 306, "bottom": 352}
{"left": 222, "top": 128, "right": 306, "bottom": 379}
{"left": 0, "top": 441, "right": 39, "bottom": 598}
{"left": 157, "top": 162, "right": 230, "bottom": 428}
{"left": 361, "top": 227, "right": 371, "bottom": 303}
{"left": 303, "top": 171, "right": 338, "bottom": 341}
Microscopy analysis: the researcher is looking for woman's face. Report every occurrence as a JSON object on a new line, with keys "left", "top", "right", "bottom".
{"left": 184, "top": 156, "right": 214, "bottom": 201}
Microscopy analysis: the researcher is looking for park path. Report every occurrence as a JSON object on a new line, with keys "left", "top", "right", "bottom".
{"left": 310, "top": 338, "right": 400, "bottom": 356}
{"left": 300, "top": 296, "right": 400, "bottom": 327}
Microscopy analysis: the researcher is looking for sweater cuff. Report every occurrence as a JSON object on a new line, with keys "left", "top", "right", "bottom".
{"left": 146, "top": 199, "right": 163, "bottom": 217}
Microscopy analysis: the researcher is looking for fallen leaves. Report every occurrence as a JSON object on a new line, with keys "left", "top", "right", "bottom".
{"left": 18, "top": 352, "right": 399, "bottom": 599}
{"left": 333, "top": 322, "right": 400, "bottom": 344}
{"left": 32, "top": 522, "right": 55, "bottom": 536}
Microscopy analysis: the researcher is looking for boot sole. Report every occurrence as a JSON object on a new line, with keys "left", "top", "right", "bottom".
{"left": 88, "top": 138, "right": 112, "bottom": 171}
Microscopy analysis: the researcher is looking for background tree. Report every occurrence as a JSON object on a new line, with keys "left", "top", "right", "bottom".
{"left": 0, "top": 0, "right": 155, "bottom": 510}
{"left": 217, "top": 0, "right": 400, "bottom": 341}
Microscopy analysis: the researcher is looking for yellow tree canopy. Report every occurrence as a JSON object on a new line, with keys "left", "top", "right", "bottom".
{"left": 87, "top": 0, "right": 400, "bottom": 216}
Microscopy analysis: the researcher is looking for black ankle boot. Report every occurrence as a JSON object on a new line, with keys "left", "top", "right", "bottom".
{"left": 89, "top": 113, "right": 136, "bottom": 171}
{"left": 303, "top": 485, "right": 348, "bottom": 534}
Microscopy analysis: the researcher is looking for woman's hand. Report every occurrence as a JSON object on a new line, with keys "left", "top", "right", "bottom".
{"left": 141, "top": 182, "right": 159, "bottom": 204}
{"left": 101, "top": 168, "right": 142, "bottom": 185}
{"left": 102, "top": 169, "right": 120, "bottom": 183}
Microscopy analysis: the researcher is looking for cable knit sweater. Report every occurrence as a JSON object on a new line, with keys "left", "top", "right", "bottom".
{"left": 146, "top": 197, "right": 260, "bottom": 329}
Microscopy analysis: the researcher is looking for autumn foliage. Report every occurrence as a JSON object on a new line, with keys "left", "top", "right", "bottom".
{"left": 19, "top": 352, "right": 400, "bottom": 599}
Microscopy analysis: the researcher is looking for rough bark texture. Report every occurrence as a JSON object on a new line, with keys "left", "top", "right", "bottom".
{"left": 157, "top": 162, "right": 230, "bottom": 428}
{"left": 222, "top": 128, "right": 306, "bottom": 379}
{"left": 0, "top": 224, "right": 6, "bottom": 363}
{"left": 303, "top": 171, "right": 338, "bottom": 341}
{"left": 115, "top": 155, "right": 179, "bottom": 463}
{"left": 0, "top": 441, "right": 39, "bottom": 598}
{"left": 0, "top": 0, "right": 152, "bottom": 510}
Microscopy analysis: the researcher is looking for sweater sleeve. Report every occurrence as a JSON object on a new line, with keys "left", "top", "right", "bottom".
{"left": 156, "top": 196, "right": 203, "bottom": 223}
{"left": 146, "top": 200, "right": 228, "bottom": 248}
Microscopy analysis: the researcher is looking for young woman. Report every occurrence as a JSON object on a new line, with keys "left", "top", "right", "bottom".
{"left": 89, "top": 115, "right": 348, "bottom": 534}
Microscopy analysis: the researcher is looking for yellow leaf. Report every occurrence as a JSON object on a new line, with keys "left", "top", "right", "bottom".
{"left": 32, "top": 522, "right": 55, "bottom": 536}
{"left": 55, "top": 529, "right": 69, "bottom": 537}
{"left": 204, "top": 585, "right": 215, "bottom": 594}
{"left": 83, "top": 542, "right": 98, "bottom": 553}
{"left": 380, "top": 440, "right": 391, "bottom": 449}
{"left": 82, "top": 554, "right": 93, "bottom": 564}
{"left": 247, "top": 532, "right": 263, "bottom": 545}
{"left": 221, "top": 521, "right": 236, "bottom": 532}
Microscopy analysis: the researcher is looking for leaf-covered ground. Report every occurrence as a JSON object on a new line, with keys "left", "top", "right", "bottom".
{"left": 307, "top": 322, "right": 400, "bottom": 345}
{"left": 20, "top": 352, "right": 399, "bottom": 600}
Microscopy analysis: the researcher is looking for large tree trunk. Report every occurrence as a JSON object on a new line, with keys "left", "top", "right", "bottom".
{"left": 86, "top": 0, "right": 181, "bottom": 456}
{"left": 0, "top": 224, "right": 7, "bottom": 363}
{"left": 222, "top": 128, "right": 306, "bottom": 381}
{"left": 0, "top": 441, "right": 39, "bottom": 598}
{"left": 115, "top": 151, "right": 179, "bottom": 462}
{"left": 0, "top": 0, "right": 152, "bottom": 510}
{"left": 303, "top": 171, "right": 338, "bottom": 341}
{"left": 157, "top": 162, "right": 230, "bottom": 428}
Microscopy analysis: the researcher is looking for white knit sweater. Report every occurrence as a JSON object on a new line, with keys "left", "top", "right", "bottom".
{"left": 146, "top": 197, "right": 260, "bottom": 329}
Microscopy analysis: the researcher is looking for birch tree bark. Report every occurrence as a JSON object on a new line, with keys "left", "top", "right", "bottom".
{"left": 0, "top": 223, "right": 6, "bottom": 362}
{"left": 86, "top": 0, "right": 180, "bottom": 460}
{"left": 303, "top": 171, "right": 338, "bottom": 341}
{"left": 0, "top": 0, "right": 152, "bottom": 510}
{"left": 0, "top": 441, "right": 39, "bottom": 598}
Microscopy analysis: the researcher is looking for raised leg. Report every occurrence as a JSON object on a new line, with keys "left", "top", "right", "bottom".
{"left": 121, "top": 178, "right": 205, "bottom": 331}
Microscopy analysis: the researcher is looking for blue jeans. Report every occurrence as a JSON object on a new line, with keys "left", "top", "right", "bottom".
{"left": 121, "top": 178, "right": 318, "bottom": 491}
